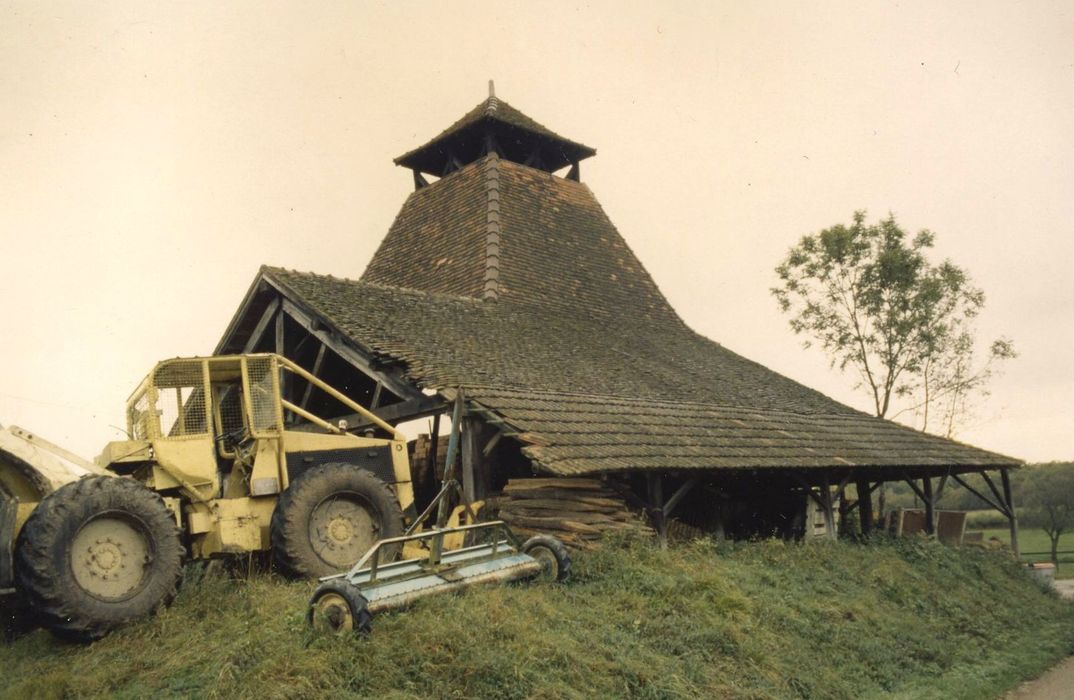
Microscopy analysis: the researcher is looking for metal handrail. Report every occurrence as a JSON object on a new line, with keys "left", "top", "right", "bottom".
{"left": 351, "top": 520, "right": 519, "bottom": 584}
{"left": 274, "top": 355, "right": 403, "bottom": 440}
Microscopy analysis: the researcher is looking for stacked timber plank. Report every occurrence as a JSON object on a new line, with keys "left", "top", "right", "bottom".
{"left": 410, "top": 434, "right": 449, "bottom": 485}
{"left": 489, "top": 477, "right": 653, "bottom": 549}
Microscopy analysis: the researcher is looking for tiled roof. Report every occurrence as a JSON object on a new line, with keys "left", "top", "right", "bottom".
{"left": 364, "top": 155, "right": 679, "bottom": 321}
{"left": 466, "top": 388, "right": 1018, "bottom": 475}
{"left": 262, "top": 267, "right": 1020, "bottom": 475}
{"left": 253, "top": 124, "right": 1019, "bottom": 477}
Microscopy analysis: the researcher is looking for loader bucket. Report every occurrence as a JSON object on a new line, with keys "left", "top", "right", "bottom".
{"left": 308, "top": 521, "right": 567, "bottom": 633}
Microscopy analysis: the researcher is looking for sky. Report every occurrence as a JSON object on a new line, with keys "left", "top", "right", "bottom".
{"left": 1, "top": 1, "right": 1071, "bottom": 462}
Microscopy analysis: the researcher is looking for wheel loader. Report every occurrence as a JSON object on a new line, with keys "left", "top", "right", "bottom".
{"left": 0, "top": 353, "right": 460, "bottom": 640}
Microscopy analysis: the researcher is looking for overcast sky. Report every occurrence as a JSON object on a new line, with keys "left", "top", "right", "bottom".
{"left": 1, "top": 1, "right": 1071, "bottom": 462}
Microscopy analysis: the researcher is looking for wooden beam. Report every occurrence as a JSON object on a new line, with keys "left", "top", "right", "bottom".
{"left": 461, "top": 416, "right": 478, "bottom": 502}
{"left": 821, "top": 472, "right": 836, "bottom": 540}
{"left": 903, "top": 477, "right": 928, "bottom": 503}
{"left": 280, "top": 299, "right": 419, "bottom": 401}
{"left": 427, "top": 412, "right": 441, "bottom": 483}
{"left": 1001, "top": 468, "right": 1020, "bottom": 558}
{"left": 482, "top": 430, "right": 503, "bottom": 457}
{"left": 242, "top": 297, "right": 280, "bottom": 353}
{"left": 857, "top": 479, "right": 873, "bottom": 535}
{"left": 950, "top": 473, "right": 1008, "bottom": 516}
{"left": 662, "top": 477, "right": 699, "bottom": 518}
{"left": 980, "top": 472, "right": 1008, "bottom": 514}
{"left": 275, "top": 309, "right": 292, "bottom": 415}
{"left": 647, "top": 473, "right": 668, "bottom": 549}
{"left": 370, "top": 381, "right": 383, "bottom": 410}
{"left": 298, "top": 343, "right": 327, "bottom": 410}
{"left": 922, "top": 477, "right": 935, "bottom": 535}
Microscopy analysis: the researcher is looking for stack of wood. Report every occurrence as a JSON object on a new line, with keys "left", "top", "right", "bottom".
{"left": 410, "top": 434, "right": 450, "bottom": 487}
{"left": 487, "top": 477, "right": 654, "bottom": 550}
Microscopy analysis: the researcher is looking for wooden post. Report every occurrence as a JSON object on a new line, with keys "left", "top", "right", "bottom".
{"left": 856, "top": 479, "right": 873, "bottom": 535}
{"left": 427, "top": 412, "right": 441, "bottom": 481}
{"left": 821, "top": 472, "right": 836, "bottom": 540}
{"left": 461, "top": 416, "right": 481, "bottom": 502}
{"left": 923, "top": 477, "right": 935, "bottom": 535}
{"left": 648, "top": 473, "right": 667, "bottom": 549}
{"left": 1001, "top": 468, "right": 1020, "bottom": 558}
{"left": 275, "top": 310, "right": 292, "bottom": 421}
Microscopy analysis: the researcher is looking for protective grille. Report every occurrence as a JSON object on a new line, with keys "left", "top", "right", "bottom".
{"left": 246, "top": 356, "right": 278, "bottom": 433}
{"left": 155, "top": 360, "right": 208, "bottom": 438}
{"left": 131, "top": 390, "right": 154, "bottom": 440}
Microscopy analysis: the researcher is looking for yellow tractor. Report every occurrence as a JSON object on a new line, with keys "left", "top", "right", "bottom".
{"left": 0, "top": 353, "right": 442, "bottom": 639}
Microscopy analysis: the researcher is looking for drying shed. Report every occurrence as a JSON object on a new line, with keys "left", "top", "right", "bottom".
{"left": 217, "top": 87, "right": 1021, "bottom": 548}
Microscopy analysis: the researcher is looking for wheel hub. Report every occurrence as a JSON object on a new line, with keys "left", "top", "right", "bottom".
{"left": 310, "top": 592, "right": 353, "bottom": 632}
{"left": 71, "top": 516, "right": 151, "bottom": 601}
{"left": 310, "top": 495, "right": 377, "bottom": 569}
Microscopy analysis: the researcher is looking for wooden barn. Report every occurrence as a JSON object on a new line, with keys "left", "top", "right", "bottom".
{"left": 216, "top": 88, "right": 1021, "bottom": 549}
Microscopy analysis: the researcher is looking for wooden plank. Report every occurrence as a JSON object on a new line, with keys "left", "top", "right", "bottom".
{"left": 504, "top": 478, "right": 606, "bottom": 491}
{"left": 500, "top": 496, "right": 626, "bottom": 510}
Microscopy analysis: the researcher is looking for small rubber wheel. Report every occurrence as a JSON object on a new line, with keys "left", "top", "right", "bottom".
{"left": 522, "top": 535, "right": 572, "bottom": 582}
{"left": 307, "top": 579, "right": 372, "bottom": 635}
{"left": 271, "top": 464, "right": 404, "bottom": 579}
{"left": 14, "top": 476, "right": 184, "bottom": 641}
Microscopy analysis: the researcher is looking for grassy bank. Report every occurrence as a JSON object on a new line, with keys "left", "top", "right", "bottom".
{"left": 2, "top": 537, "right": 1072, "bottom": 700}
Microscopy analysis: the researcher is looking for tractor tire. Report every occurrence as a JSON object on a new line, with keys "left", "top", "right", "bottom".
{"left": 271, "top": 464, "right": 404, "bottom": 579}
{"left": 14, "top": 476, "right": 184, "bottom": 641}
{"left": 307, "top": 579, "right": 372, "bottom": 635}
{"left": 522, "top": 535, "right": 572, "bottom": 582}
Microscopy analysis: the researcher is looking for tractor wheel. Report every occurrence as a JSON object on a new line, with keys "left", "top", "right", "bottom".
{"left": 271, "top": 464, "right": 404, "bottom": 579}
{"left": 307, "top": 579, "right": 372, "bottom": 635}
{"left": 522, "top": 535, "right": 572, "bottom": 582}
{"left": 14, "top": 476, "right": 184, "bottom": 641}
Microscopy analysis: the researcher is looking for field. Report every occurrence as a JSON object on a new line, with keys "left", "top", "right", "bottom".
{"left": 3, "top": 536, "right": 1073, "bottom": 699}
{"left": 974, "top": 528, "right": 1074, "bottom": 579}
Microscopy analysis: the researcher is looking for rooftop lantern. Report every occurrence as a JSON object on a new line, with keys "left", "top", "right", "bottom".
{"left": 394, "top": 81, "right": 596, "bottom": 190}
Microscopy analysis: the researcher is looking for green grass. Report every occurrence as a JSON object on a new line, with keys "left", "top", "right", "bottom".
{"left": 2, "top": 537, "right": 1072, "bottom": 699}
{"left": 974, "top": 528, "right": 1074, "bottom": 578}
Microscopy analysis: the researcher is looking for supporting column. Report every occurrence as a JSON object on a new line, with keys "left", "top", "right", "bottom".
{"left": 1001, "top": 468, "right": 1020, "bottom": 558}
{"left": 460, "top": 416, "right": 486, "bottom": 502}
{"left": 923, "top": 477, "right": 935, "bottom": 536}
{"left": 647, "top": 473, "right": 667, "bottom": 549}
{"left": 856, "top": 479, "right": 873, "bottom": 535}
{"left": 821, "top": 472, "right": 836, "bottom": 540}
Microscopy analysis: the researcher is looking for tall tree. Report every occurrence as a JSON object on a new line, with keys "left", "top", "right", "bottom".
{"left": 1021, "top": 464, "right": 1074, "bottom": 566}
{"left": 772, "top": 211, "right": 1013, "bottom": 432}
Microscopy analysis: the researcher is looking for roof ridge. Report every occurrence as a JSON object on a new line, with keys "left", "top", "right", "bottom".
{"left": 481, "top": 155, "right": 502, "bottom": 301}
